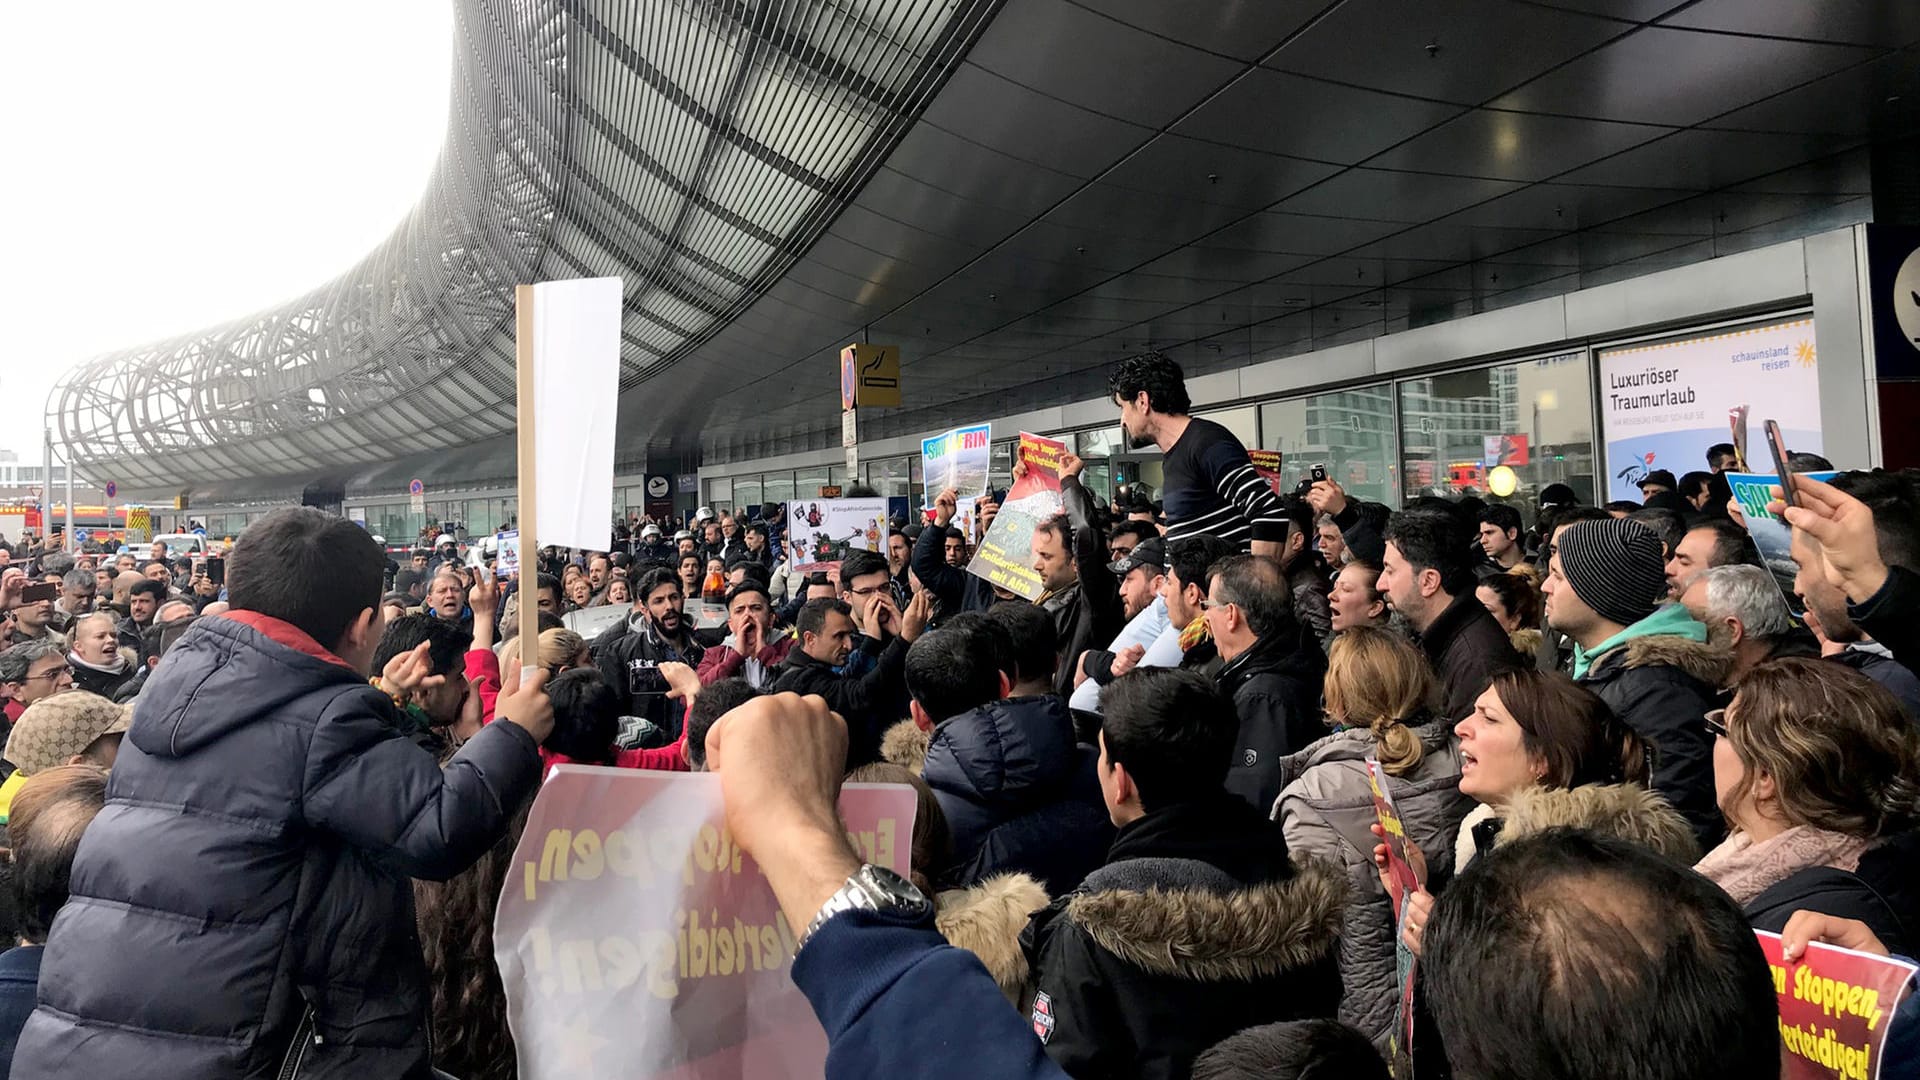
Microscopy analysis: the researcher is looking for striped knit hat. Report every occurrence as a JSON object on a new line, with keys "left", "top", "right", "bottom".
{"left": 1555, "top": 519, "right": 1666, "bottom": 628}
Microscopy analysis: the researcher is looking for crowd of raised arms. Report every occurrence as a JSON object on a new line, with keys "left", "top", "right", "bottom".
{"left": 0, "top": 352, "right": 1916, "bottom": 1079}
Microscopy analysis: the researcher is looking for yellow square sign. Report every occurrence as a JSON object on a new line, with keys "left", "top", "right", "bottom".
{"left": 840, "top": 343, "right": 901, "bottom": 408}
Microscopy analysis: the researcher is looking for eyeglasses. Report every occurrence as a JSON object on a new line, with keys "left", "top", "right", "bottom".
{"left": 24, "top": 665, "right": 72, "bottom": 682}
{"left": 1704, "top": 708, "right": 1728, "bottom": 739}
{"left": 847, "top": 584, "right": 888, "bottom": 598}
{"left": 1199, "top": 598, "right": 1233, "bottom": 611}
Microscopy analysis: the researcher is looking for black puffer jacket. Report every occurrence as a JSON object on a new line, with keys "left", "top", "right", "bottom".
{"left": 1020, "top": 791, "right": 1343, "bottom": 1080}
{"left": 1577, "top": 631, "right": 1730, "bottom": 852}
{"left": 1215, "top": 629, "right": 1328, "bottom": 812}
{"left": 921, "top": 694, "right": 1113, "bottom": 894}
{"left": 14, "top": 611, "right": 541, "bottom": 1080}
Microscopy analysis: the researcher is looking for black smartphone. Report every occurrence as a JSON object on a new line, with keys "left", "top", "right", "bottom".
{"left": 206, "top": 558, "right": 226, "bottom": 586}
{"left": 21, "top": 582, "right": 58, "bottom": 604}
{"left": 1764, "top": 419, "right": 1796, "bottom": 510}
{"left": 1311, "top": 463, "right": 1328, "bottom": 483}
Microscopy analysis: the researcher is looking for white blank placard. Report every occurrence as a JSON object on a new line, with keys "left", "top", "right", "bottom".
{"left": 528, "top": 276, "right": 623, "bottom": 551}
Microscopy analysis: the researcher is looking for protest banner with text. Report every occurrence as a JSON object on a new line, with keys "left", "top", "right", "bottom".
{"left": 784, "top": 497, "right": 888, "bottom": 572}
{"left": 1755, "top": 930, "right": 1917, "bottom": 1080}
{"left": 967, "top": 432, "right": 1066, "bottom": 601}
{"left": 496, "top": 767, "right": 916, "bottom": 1079}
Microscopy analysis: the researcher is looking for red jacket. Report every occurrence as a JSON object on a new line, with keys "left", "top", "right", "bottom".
{"left": 541, "top": 736, "right": 689, "bottom": 772}
{"left": 465, "top": 649, "right": 502, "bottom": 725}
{"left": 695, "top": 635, "right": 794, "bottom": 686}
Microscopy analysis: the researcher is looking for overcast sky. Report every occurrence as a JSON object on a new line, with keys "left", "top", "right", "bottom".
{"left": 0, "top": 2, "right": 452, "bottom": 465}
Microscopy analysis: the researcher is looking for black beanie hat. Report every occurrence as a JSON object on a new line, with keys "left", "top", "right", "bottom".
{"left": 1555, "top": 518, "right": 1666, "bottom": 628}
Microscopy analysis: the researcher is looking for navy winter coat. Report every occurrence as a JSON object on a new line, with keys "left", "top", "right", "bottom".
{"left": 14, "top": 611, "right": 542, "bottom": 1080}
{"left": 921, "top": 695, "right": 1114, "bottom": 894}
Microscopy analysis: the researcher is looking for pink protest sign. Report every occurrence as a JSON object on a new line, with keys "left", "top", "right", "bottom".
{"left": 495, "top": 767, "right": 917, "bottom": 1079}
{"left": 1755, "top": 930, "right": 1918, "bottom": 1080}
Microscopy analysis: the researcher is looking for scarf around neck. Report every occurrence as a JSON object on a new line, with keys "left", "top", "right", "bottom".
{"left": 1694, "top": 825, "right": 1870, "bottom": 907}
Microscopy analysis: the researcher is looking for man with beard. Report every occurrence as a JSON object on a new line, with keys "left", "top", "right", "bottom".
{"left": 1109, "top": 351, "right": 1285, "bottom": 559}
{"left": 1029, "top": 452, "right": 1124, "bottom": 699}
{"left": 594, "top": 567, "right": 705, "bottom": 739}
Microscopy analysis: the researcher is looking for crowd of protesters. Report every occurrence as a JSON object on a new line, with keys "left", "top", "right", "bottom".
{"left": 0, "top": 351, "right": 1915, "bottom": 1078}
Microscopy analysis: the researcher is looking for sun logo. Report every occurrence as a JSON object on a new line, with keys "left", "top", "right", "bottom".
{"left": 1794, "top": 339, "right": 1816, "bottom": 368}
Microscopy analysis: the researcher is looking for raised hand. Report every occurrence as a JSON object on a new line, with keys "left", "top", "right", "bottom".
{"left": 381, "top": 641, "right": 446, "bottom": 697}
{"left": 901, "top": 587, "right": 933, "bottom": 642}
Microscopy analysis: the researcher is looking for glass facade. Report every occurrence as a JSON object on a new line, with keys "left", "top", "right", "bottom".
{"left": 320, "top": 344, "right": 1623, "bottom": 543}
{"left": 1260, "top": 383, "right": 1399, "bottom": 507}
{"left": 1398, "top": 351, "right": 1596, "bottom": 518}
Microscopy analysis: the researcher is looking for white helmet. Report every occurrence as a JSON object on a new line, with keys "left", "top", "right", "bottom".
{"left": 695, "top": 506, "right": 715, "bottom": 522}
{"left": 435, "top": 534, "right": 457, "bottom": 548}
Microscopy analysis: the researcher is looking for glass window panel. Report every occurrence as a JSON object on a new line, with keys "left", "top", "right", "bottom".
{"left": 1197, "top": 406, "right": 1259, "bottom": 449}
{"left": 763, "top": 472, "right": 795, "bottom": 505}
{"left": 734, "top": 475, "right": 764, "bottom": 512}
{"left": 870, "top": 457, "right": 911, "bottom": 499}
{"left": 1397, "top": 353, "right": 1594, "bottom": 525}
{"left": 827, "top": 465, "right": 846, "bottom": 489}
{"left": 989, "top": 442, "right": 1013, "bottom": 495}
{"left": 1076, "top": 427, "right": 1125, "bottom": 459}
{"left": 797, "top": 464, "right": 831, "bottom": 499}
{"left": 1262, "top": 382, "right": 1399, "bottom": 508}
{"left": 707, "top": 477, "right": 733, "bottom": 506}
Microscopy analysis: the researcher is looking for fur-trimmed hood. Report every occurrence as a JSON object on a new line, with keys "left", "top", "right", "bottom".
{"left": 1590, "top": 633, "right": 1731, "bottom": 687}
{"left": 880, "top": 718, "right": 930, "bottom": 775}
{"left": 1508, "top": 627, "right": 1542, "bottom": 657}
{"left": 936, "top": 873, "right": 1049, "bottom": 1001}
{"left": 1061, "top": 856, "right": 1346, "bottom": 982}
{"left": 1498, "top": 782, "right": 1701, "bottom": 863}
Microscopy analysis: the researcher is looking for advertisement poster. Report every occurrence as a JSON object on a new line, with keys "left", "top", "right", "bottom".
{"left": 1248, "top": 450, "right": 1283, "bottom": 496}
{"left": 1483, "top": 433, "right": 1530, "bottom": 467}
{"left": 496, "top": 767, "right": 916, "bottom": 1079}
{"left": 967, "top": 433, "right": 1066, "bottom": 601}
{"left": 785, "top": 498, "right": 887, "bottom": 572}
{"left": 1727, "top": 471, "right": 1837, "bottom": 614}
{"left": 1599, "top": 318, "right": 1821, "bottom": 502}
{"left": 1754, "top": 930, "right": 1917, "bottom": 1080}
{"left": 921, "top": 423, "right": 992, "bottom": 505}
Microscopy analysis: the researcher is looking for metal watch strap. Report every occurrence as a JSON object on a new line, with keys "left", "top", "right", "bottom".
{"left": 796, "top": 863, "right": 926, "bottom": 953}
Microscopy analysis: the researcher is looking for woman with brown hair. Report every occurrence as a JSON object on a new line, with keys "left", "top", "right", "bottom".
{"left": 1389, "top": 668, "right": 1696, "bottom": 961}
{"left": 1475, "top": 571, "right": 1541, "bottom": 657}
{"left": 1328, "top": 559, "right": 1390, "bottom": 634}
{"left": 1696, "top": 657, "right": 1920, "bottom": 952}
{"left": 415, "top": 797, "right": 532, "bottom": 1080}
{"left": 1274, "top": 627, "right": 1469, "bottom": 1047}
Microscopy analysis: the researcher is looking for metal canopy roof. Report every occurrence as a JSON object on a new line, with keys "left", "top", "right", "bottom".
{"left": 52, "top": 0, "right": 1920, "bottom": 498}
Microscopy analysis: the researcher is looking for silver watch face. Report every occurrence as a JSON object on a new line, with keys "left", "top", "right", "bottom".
{"left": 858, "top": 864, "right": 931, "bottom": 915}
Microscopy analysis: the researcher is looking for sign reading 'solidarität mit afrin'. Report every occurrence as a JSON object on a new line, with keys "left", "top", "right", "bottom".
{"left": 1598, "top": 317, "right": 1822, "bottom": 502}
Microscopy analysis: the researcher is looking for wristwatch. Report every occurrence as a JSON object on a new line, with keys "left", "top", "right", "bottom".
{"left": 797, "top": 863, "right": 932, "bottom": 953}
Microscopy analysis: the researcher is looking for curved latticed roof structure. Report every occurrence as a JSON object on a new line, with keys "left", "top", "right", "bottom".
{"left": 55, "top": 0, "right": 1908, "bottom": 499}
{"left": 52, "top": 0, "right": 1002, "bottom": 494}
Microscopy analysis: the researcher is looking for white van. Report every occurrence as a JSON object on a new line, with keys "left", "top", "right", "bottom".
{"left": 151, "top": 534, "right": 211, "bottom": 557}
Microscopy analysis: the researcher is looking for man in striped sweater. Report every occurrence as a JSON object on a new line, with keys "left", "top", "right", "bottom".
{"left": 1110, "top": 352, "right": 1287, "bottom": 559}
